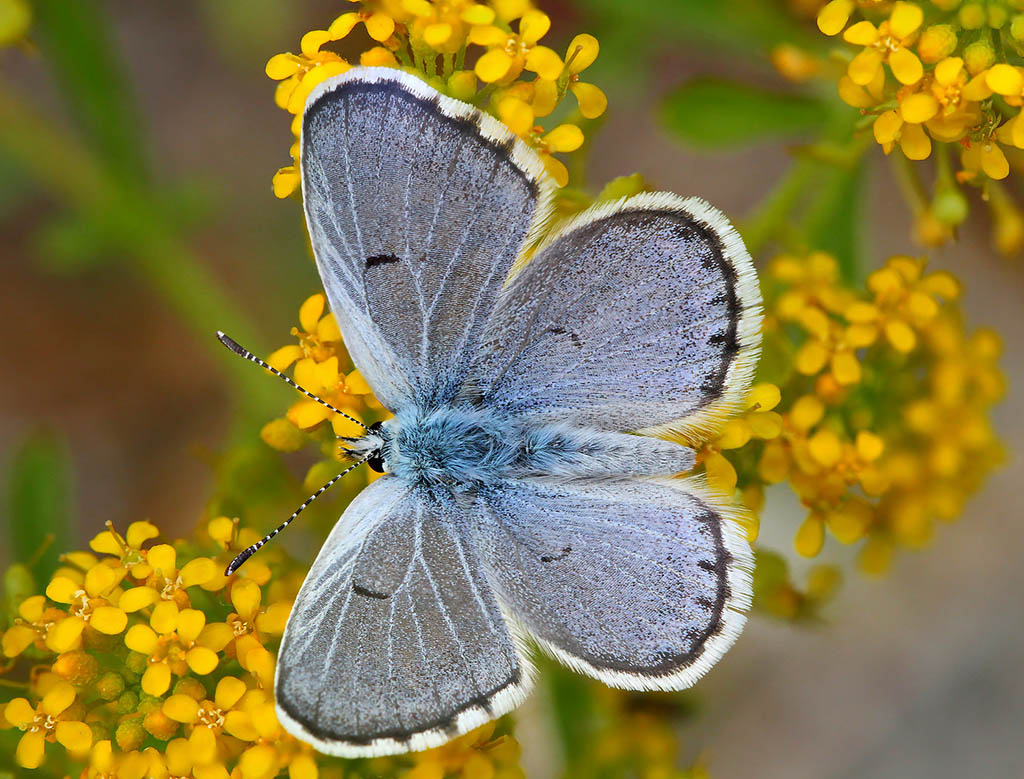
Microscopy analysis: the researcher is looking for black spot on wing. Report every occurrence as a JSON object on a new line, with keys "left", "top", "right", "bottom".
{"left": 366, "top": 253, "right": 400, "bottom": 268}
{"left": 352, "top": 583, "right": 390, "bottom": 599}
{"left": 540, "top": 546, "right": 572, "bottom": 563}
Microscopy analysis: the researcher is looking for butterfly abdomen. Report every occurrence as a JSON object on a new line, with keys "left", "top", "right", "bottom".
{"left": 384, "top": 407, "right": 696, "bottom": 488}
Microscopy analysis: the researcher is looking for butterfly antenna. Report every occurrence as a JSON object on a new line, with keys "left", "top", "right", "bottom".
{"left": 216, "top": 331, "right": 369, "bottom": 432}
{"left": 225, "top": 454, "right": 371, "bottom": 576}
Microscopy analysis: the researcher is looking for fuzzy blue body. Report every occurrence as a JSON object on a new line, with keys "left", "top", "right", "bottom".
{"left": 354, "top": 407, "right": 696, "bottom": 489}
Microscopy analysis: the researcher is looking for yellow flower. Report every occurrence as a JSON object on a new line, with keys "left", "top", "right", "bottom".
{"left": 470, "top": 9, "right": 563, "bottom": 83}
{"left": 89, "top": 520, "right": 160, "bottom": 578}
{"left": 45, "top": 562, "right": 130, "bottom": 642}
{"left": 224, "top": 578, "right": 289, "bottom": 686}
{"left": 123, "top": 605, "right": 228, "bottom": 696}
{"left": 266, "top": 293, "right": 372, "bottom": 438}
{"left": 403, "top": 0, "right": 495, "bottom": 53}
{"left": 5, "top": 681, "right": 92, "bottom": 768}
{"left": 162, "top": 676, "right": 257, "bottom": 765}
{"left": 126, "top": 543, "right": 218, "bottom": 611}
{"left": 2, "top": 595, "right": 81, "bottom": 657}
{"left": 842, "top": 2, "right": 924, "bottom": 87}
{"left": 564, "top": 33, "right": 607, "bottom": 119}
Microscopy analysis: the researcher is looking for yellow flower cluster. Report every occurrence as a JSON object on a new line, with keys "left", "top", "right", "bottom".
{"left": 816, "top": 0, "right": 1024, "bottom": 251}
{"left": 704, "top": 251, "right": 1004, "bottom": 574}
{"left": 260, "top": 293, "right": 386, "bottom": 490}
{"left": 266, "top": 0, "right": 607, "bottom": 191}
{"left": 0, "top": 518, "right": 522, "bottom": 777}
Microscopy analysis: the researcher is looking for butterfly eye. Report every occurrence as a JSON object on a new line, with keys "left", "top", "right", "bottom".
{"left": 366, "top": 420, "right": 388, "bottom": 473}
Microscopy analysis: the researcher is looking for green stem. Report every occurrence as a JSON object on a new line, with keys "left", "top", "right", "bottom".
{"left": 890, "top": 150, "right": 928, "bottom": 215}
{"left": 739, "top": 158, "right": 817, "bottom": 254}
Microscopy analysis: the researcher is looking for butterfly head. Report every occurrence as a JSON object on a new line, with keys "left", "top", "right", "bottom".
{"left": 340, "top": 420, "right": 391, "bottom": 473}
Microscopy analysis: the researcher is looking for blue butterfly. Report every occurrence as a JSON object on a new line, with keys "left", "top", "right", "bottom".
{"left": 221, "top": 66, "right": 762, "bottom": 757}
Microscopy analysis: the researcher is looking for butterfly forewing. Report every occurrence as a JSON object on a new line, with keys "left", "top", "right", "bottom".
{"left": 301, "top": 68, "right": 554, "bottom": 411}
{"left": 275, "top": 476, "right": 530, "bottom": 757}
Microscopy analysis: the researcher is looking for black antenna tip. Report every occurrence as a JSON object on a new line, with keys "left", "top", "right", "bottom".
{"left": 225, "top": 546, "right": 255, "bottom": 576}
{"left": 216, "top": 331, "right": 246, "bottom": 356}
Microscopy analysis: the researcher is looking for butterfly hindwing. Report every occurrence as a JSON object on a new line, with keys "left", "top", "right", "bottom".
{"left": 275, "top": 476, "right": 531, "bottom": 757}
{"left": 301, "top": 68, "right": 555, "bottom": 411}
{"left": 468, "top": 477, "right": 752, "bottom": 690}
{"left": 471, "top": 192, "right": 762, "bottom": 442}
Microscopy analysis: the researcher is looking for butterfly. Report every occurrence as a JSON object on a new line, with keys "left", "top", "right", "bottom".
{"left": 221, "top": 66, "right": 762, "bottom": 757}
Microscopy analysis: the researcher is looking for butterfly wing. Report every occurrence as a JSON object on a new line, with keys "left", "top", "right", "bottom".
{"left": 301, "top": 67, "right": 555, "bottom": 411}
{"left": 470, "top": 192, "right": 761, "bottom": 442}
{"left": 275, "top": 476, "right": 531, "bottom": 757}
{"left": 468, "top": 477, "right": 752, "bottom": 690}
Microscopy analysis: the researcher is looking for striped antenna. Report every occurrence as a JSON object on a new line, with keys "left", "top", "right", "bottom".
{"left": 224, "top": 455, "right": 371, "bottom": 576}
{"left": 216, "top": 331, "right": 369, "bottom": 432}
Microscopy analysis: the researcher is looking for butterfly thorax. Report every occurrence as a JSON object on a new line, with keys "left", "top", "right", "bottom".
{"left": 372, "top": 406, "right": 697, "bottom": 489}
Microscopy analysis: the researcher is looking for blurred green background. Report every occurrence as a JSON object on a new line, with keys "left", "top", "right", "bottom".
{"left": 1, "top": 1, "right": 1022, "bottom": 776}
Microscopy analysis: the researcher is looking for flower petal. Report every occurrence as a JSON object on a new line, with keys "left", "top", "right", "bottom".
{"left": 889, "top": 2, "right": 923, "bottom": 39}
{"left": 518, "top": 9, "right": 550, "bottom": 44}
{"left": 142, "top": 663, "right": 172, "bottom": 697}
{"left": 89, "top": 530, "right": 123, "bottom": 556}
{"left": 475, "top": 48, "right": 513, "bottom": 83}
{"left": 125, "top": 521, "right": 159, "bottom": 548}
{"left": 365, "top": 12, "right": 395, "bottom": 42}
{"left": 41, "top": 680, "right": 76, "bottom": 716}
{"left": 985, "top": 63, "right": 1023, "bottom": 96}
{"left": 498, "top": 96, "right": 534, "bottom": 135}
{"left": 265, "top": 53, "right": 301, "bottom": 81}
{"left": 231, "top": 579, "right": 262, "bottom": 622}
{"left": 2, "top": 625, "right": 36, "bottom": 657}
{"left": 147, "top": 544, "right": 177, "bottom": 575}
{"left": 899, "top": 122, "right": 932, "bottom": 160}
{"left": 566, "top": 33, "right": 598, "bottom": 73}
{"left": 570, "top": 81, "right": 608, "bottom": 119}
{"left": 180, "top": 558, "right": 217, "bottom": 588}
{"left": 119, "top": 586, "right": 159, "bottom": 613}
{"left": 543, "top": 123, "right": 584, "bottom": 153}
{"left": 817, "top": 0, "right": 853, "bottom": 36}
{"left": 423, "top": 22, "right": 453, "bottom": 47}
{"left": 163, "top": 694, "right": 200, "bottom": 724}
{"left": 842, "top": 20, "right": 878, "bottom": 46}
{"left": 4, "top": 698, "right": 36, "bottom": 727}
{"left": 15, "top": 731, "right": 45, "bottom": 769}
{"left": 125, "top": 624, "right": 159, "bottom": 654}
{"left": 45, "top": 576, "right": 80, "bottom": 605}
{"left": 55, "top": 720, "right": 93, "bottom": 753}
{"left": 177, "top": 609, "right": 207, "bottom": 643}
{"left": 197, "top": 622, "right": 235, "bottom": 652}
{"left": 46, "top": 616, "right": 85, "bottom": 653}
{"left": 327, "top": 12, "right": 360, "bottom": 40}
{"left": 90, "top": 606, "right": 128, "bottom": 635}
{"left": 889, "top": 47, "right": 923, "bottom": 85}
{"left": 848, "top": 47, "right": 883, "bottom": 86}
{"left": 899, "top": 92, "right": 938, "bottom": 123}
{"left": 84, "top": 564, "right": 118, "bottom": 597}
{"left": 525, "top": 45, "right": 563, "bottom": 80}
{"left": 151, "top": 600, "right": 179, "bottom": 635}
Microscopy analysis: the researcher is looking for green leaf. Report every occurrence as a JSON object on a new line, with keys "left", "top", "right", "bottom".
{"left": 802, "top": 159, "right": 867, "bottom": 283}
{"left": 32, "top": 0, "right": 149, "bottom": 186}
{"left": 662, "top": 78, "right": 828, "bottom": 149}
{"left": 5, "top": 432, "right": 74, "bottom": 581}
